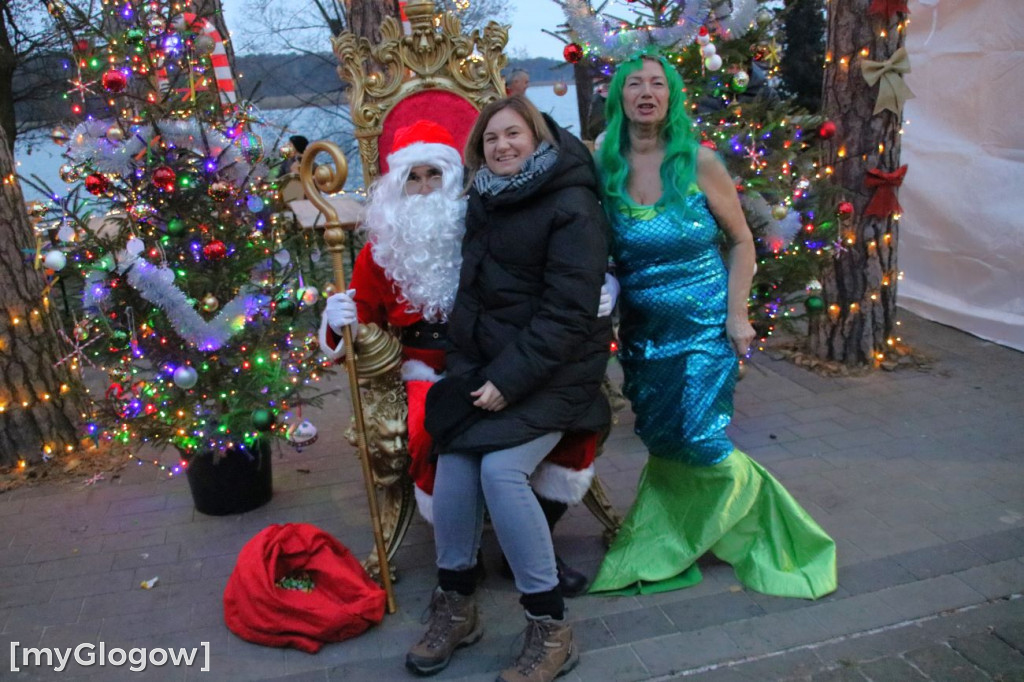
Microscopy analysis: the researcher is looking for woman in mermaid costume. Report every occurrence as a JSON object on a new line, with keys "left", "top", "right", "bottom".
{"left": 590, "top": 53, "right": 837, "bottom": 599}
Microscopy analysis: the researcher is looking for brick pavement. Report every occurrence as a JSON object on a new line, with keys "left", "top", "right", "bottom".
{"left": 1, "top": 309, "right": 1023, "bottom": 681}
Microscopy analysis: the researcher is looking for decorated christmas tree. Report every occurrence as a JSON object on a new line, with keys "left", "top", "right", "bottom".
{"left": 555, "top": 0, "right": 839, "bottom": 345}
{"left": 33, "top": 1, "right": 333, "bottom": 472}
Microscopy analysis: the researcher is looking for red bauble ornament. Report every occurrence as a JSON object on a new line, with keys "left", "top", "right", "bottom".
{"left": 203, "top": 239, "right": 227, "bottom": 260}
{"left": 563, "top": 43, "right": 583, "bottom": 64}
{"left": 152, "top": 165, "right": 176, "bottom": 192}
{"left": 700, "top": 140, "right": 717, "bottom": 150}
{"left": 101, "top": 69, "right": 128, "bottom": 93}
{"left": 74, "top": 39, "right": 91, "bottom": 54}
{"left": 84, "top": 173, "right": 110, "bottom": 196}
{"left": 837, "top": 201, "right": 855, "bottom": 217}
{"left": 819, "top": 121, "right": 837, "bottom": 139}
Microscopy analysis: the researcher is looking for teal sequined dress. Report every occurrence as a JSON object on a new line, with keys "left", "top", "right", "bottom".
{"left": 591, "top": 191, "right": 837, "bottom": 599}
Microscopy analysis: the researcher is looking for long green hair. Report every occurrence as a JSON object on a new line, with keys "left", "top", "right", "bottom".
{"left": 598, "top": 51, "right": 699, "bottom": 213}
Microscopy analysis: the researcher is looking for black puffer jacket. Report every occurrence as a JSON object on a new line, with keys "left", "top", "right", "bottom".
{"left": 442, "top": 116, "right": 613, "bottom": 454}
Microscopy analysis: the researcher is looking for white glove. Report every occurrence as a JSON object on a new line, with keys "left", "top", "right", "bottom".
{"left": 324, "top": 289, "right": 359, "bottom": 337}
{"left": 597, "top": 273, "right": 620, "bottom": 318}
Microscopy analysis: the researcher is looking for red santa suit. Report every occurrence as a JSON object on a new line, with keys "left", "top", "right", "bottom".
{"left": 318, "top": 121, "right": 596, "bottom": 523}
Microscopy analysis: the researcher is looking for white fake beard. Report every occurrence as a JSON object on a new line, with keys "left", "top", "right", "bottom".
{"left": 363, "top": 190, "right": 466, "bottom": 323}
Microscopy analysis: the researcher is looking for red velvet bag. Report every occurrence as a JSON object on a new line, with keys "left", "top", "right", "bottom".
{"left": 223, "top": 523, "right": 386, "bottom": 653}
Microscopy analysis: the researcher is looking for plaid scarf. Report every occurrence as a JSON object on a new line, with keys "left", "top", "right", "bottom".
{"left": 472, "top": 141, "right": 558, "bottom": 198}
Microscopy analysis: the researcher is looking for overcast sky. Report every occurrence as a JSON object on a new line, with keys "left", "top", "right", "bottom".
{"left": 221, "top": 0, "right": 569, "bottom": 59}
{"left": 504, "top": 0, "right": 567, "bottom": 58}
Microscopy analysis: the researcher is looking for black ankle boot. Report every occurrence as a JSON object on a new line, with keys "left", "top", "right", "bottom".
{"left": 498, "top": 555, "right": 589, "bottom": 597}
{"left": 555, "top": 555, "right": 589, "bottom": 598}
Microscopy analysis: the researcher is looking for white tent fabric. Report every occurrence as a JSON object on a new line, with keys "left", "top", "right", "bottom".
{"left": 900, "top": 0, "right": 1024, "bottom": 351}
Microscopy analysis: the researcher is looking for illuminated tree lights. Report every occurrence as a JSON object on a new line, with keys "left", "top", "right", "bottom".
{"left": 33, "top": 1, "right": 336, "bottom": 470}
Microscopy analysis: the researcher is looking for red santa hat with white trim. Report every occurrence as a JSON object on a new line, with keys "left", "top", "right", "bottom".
{"left": 386, "top": 120, "right": 463, "bottom": 174}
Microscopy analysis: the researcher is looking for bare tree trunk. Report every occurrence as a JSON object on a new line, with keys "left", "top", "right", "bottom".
{"left": 810, "top": 1, "right": 905, "bottom": 366}
{"left": 350, "top": 0, "right": 402, "bottom": 43}
{"left": 0, "top": 125, "right": 86, "bottom": 466}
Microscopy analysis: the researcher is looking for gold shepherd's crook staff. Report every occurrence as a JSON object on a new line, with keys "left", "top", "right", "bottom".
{"left": 299, "top": 141, "right": 397, "bottom": 614}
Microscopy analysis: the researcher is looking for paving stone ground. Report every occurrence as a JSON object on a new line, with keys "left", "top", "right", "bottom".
{"left": 2, "top": 309, "right": 1023, "bottom": 681}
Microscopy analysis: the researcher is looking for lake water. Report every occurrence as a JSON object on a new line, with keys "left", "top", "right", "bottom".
{"left": 14, "top": 85, "right": 582, "bottom": 200}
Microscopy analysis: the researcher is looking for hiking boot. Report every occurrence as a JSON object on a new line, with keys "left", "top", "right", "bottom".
{"left": 496, "top": 617, "right": 578, "bottom": 682}
{"left": 406, "top": 588, "right": 483, "bottom": 676}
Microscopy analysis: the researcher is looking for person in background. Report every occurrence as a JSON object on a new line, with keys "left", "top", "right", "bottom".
{"left": 588, "top": 52, "right": 837, "bottom": 600}
{"left": 505, "top": 68, "right": 530, "bottom": 97}
{"left": 273, "top": 134, "right": 310, "bottom": 188}
{"left": 405, "top": 96, "right": 611, "bottom": 681}
{"left": 586, "top": 75, "right": 610, "bottom": 142}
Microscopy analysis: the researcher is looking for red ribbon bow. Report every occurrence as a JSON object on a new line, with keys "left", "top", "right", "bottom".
{"left": 864, "top": 165, "right": 908, "bottom": 218}
{"left": 868, "top": 0, "right": 909, "bottom": 20}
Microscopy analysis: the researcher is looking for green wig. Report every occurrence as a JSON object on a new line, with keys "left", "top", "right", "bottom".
{"left": 598, "top": 50, "right": 699, "bottom": 214}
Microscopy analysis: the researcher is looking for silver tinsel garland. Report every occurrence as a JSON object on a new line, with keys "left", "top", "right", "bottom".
{"left": 562, "top": 0, "right": 712, "bottom": 60}
{"left": 84, "top": 251, "right": 270, "bottom": 351}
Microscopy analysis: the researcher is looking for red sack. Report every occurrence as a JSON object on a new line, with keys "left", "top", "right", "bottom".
{"left": 223, "top": 523, "right": 386, "bottom": 653}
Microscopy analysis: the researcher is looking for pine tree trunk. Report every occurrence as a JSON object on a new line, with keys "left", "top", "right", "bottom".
{"left": 0, "top": 9, "right": 17, "bottom": 151}
{"left": 809, "top": 1, "right": 905, "bottom": 366}
{"left": 573, "top": 61, "right": 595, "bottom": 141}
{"left": 350, "top": 0, "right": 402, "bottom": 43}
{"left": 0, "top": 125, "right": 86, "bottom": 466}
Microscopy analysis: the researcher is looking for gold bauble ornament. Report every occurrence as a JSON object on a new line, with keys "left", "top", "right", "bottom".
{"left": 51, "top": 126, "right": 70, "bottom": 146}
{"left": 322, "top": 282, "right": 338, "bottom": 298}
{"left": 771, "top": 205, "right": 789, "bottom": 220}
{"left": 59, "top": 164, "right": 80, "bottom": 183}
{"left": 202, "top": 294, "right": 219, "bottom": 312}
{"left": 314, "top": 164, "right": 332, "bottom": 185}
{"left": 106, "top": 125, "right": 125, "bottom": 142}
{"left": 279, "top": 143, "right": 295, "bottom": 159}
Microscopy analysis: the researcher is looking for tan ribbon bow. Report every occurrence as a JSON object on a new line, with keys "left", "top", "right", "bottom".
{"left": 861, "top": 46, "right": 915, "bottom": 116}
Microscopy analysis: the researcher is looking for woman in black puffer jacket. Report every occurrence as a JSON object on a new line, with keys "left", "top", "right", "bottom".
{"left": 407, "top": 96, "right": 611, "bottom": 681}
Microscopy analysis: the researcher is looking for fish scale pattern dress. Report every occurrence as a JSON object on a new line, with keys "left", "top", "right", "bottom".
{"left": 590, "top": 191, "right": 837, "bottom": 599}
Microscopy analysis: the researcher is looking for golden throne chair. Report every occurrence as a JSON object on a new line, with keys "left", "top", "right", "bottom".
{"left": 327, "top": 0, "right": 622, "bottom": 577}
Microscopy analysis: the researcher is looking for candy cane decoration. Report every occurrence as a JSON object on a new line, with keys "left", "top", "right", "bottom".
{"left": 156, "top": 12, "right": 237, "bottom": 107}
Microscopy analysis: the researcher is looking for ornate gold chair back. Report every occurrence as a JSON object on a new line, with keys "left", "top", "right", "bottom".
{"left": 332, "top": 0, "right": 509, "bottom": 185}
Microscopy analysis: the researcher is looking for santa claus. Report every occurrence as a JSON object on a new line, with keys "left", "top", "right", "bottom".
{"left": 320, "top": 119, "right": 613, "bottom": 596}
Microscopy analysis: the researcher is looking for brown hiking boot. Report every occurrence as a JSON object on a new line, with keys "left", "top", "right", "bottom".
{"left": 406, "top": 588, "right": 483, "bottom": 676}
{"left": 496, "top": 617, "right": 579, "bottom": 682}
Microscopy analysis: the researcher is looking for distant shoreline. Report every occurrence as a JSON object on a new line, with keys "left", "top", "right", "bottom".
{"left": 249, "top": 84, "right": 578, "bottom": 111}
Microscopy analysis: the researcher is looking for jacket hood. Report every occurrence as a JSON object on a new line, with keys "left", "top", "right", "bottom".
{"left": 476, "top": 114, "right": 599, "bottom": 208}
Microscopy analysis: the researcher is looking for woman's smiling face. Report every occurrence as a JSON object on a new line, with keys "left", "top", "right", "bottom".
{"left": 482, "top": 108, "right": 538, "bottom": 177}
{"left": 622, "top": 58, "right": 669, "bottom": 126}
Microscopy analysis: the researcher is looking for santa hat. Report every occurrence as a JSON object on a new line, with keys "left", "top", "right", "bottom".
{"left": 386, "top": 120, "right": 463, "bottom": 174}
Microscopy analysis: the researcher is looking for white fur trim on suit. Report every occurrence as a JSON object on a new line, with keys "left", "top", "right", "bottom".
{"left": 387, "top": 142, "right": 463, "bottom": 176}
{"left": 318, "top": 314, "right": 346, "bottom": 362}
{"left": 529, "top": 463, "right": 595, "bottom": 505}
{"left": 401, "top": 359, "right": 443, "bottom": 383}
{"left": 414, "top": 485, "right": 434, "bottom": 524}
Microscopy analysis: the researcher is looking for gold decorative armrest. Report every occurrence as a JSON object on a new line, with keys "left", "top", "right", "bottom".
{"left": 341, "top": 323, "right": 416, "bottom": 579}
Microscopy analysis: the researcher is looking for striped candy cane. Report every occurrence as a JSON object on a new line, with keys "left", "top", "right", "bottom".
{"left": 156, "top": 12, "right": 237, "bottom": 107}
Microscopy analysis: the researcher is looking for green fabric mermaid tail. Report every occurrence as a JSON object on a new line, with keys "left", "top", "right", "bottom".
{"left": 590, "top": 450, "right": 837, "bottom": 599}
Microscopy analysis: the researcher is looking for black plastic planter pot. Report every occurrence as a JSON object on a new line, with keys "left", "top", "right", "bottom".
{"left": 185, "top": 439, "right": 273, "bottom": 515}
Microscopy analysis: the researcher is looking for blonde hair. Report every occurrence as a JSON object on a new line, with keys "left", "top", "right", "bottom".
{"left": 463, "top": 95, "right": 557, "bottom": 177}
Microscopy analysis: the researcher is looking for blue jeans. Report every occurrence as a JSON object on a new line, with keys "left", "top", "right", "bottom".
{"left": 434, "top": 432, "right": 563, "bottom": 595}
